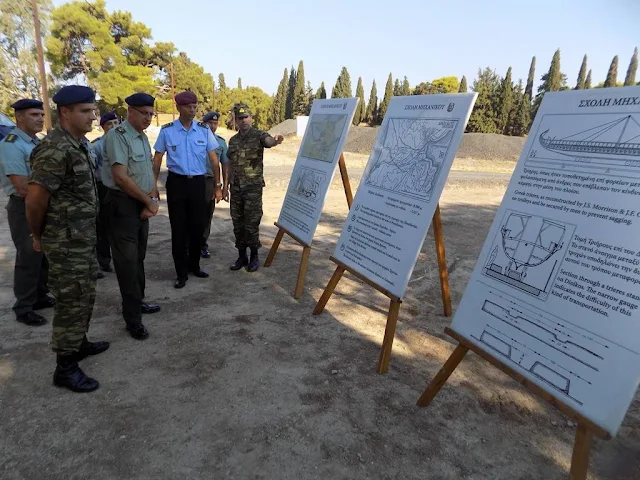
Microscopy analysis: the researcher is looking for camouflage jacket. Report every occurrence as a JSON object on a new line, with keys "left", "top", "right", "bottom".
{"left": 29, "top": 125, "right": 98, "bottom": 246}
{"left": 228, "top": 126, "right": 272, "bottom": 189}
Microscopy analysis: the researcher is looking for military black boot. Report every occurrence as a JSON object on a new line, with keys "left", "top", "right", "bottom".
{"left": 53, "top": 354, "right": 99, "bottom": 393}
{"left": 76, "top": 336, "right": 110, "bottom": 361}
{"left": 247, "top": 248, "right": 259, "bottom": 272}
{"left": 230, "top": 248, "right": 248, "bottom": 271}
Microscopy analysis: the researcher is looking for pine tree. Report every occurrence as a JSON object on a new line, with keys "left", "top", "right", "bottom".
{"left": 467, "top": 67, "right": 501, "bottom": 133}
{"left": 293, "top": 60, "right": 309, "bottom": 116}
{"left": 393, "top": 78, "right": 401, "bottom": 96}
{"left": 377, "top": 73, "right": 393, "bottom": 124}
{"left": 268, "top": 68, "right": 288, "bottom": 126}
{"left": 331, "top": 67, "right": 353, "bottom": 98}
{"left": 365, "top": 80, "right": 378, "bottom": 126}
{"left": 285, "top": 66, "right": 296, "bottom": 119}
{"left": 524, "top": 56, "right": 536, "bottom": 99}
{"left": 458, "top": 75, "right": 468, "bottom": 93}
{"left": 218, "top": 73, "right": 227, "bottom": 90}
{"left": 237, "top": 77, "right": 242, "bottom": 89}
{"left": 575, "top": 55, "right": 587, "bottom": 89}
{"left": 585, "top": 69, "right": 592, "bottom": 89}
{"left": 497, "top": 67, "right": 515, "bottom": 134}
{"left": 511, "top": 80, "right": 530, "bottom": 137}
{"left": 624, "top": 47, "right": 638, "bottom": 86}
{"left": 315, "top": 81, "right": 327, "bottom": 99}
{"left": 401, "top": 76, "right": 410, "bottom": 95}
{"left": 604, "top": 55, "right": 619, "bottom": 87}
{"left": 354, "top": 77, "right": 365, "bottom": 125}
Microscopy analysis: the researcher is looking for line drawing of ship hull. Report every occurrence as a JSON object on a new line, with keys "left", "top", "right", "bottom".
{"left": 538, "top": 115, "right": 640, "bottom": 160}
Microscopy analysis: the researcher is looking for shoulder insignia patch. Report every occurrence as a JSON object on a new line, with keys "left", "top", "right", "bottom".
{"left": 161, "top": 122, "right": 173, "bottom": 129}
{"left": 4, "top": 134, "right": 16, "bottom": 143}
{"left": 116, "top": 126, "right": 126, "bottom": 134}
{"left": 198, "top": 122, "right": 208, "bottom": 128}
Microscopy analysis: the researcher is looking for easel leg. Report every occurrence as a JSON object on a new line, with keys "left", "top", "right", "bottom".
{"left": 313, "top": 266, "right": 345, "bottom": 314}
{"left": 338, "top": 154, "right": 353, "bottom": 209}
{"left": 294, "top": 246, "right": 311, "bottom": 299}
{"left": 569, "top": 424, "right": 593, "bottom": 480}
{"left": 416, "top": 344, "right": 469, "bottom": 406}
{"left": 263, "top": 228, "right": 285, "bottom": 267}
{"left": 432, "top": 204, "right": 452, "bottom": 317}
{"left": 376, "top": 299, "right": 402, "bottom": 374}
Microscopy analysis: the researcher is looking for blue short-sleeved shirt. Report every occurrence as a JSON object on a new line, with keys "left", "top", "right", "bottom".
{"left": 0, "top": 127, "right": 39, "bottom": 197}
{"left": 90, "top": 136, "right": 104, "bottom": 182}
{"left": 205, "top": 133, "right": 229, "bottom": 177}
{"left": 153, "top": 119, "right": 219, "bottom": 176}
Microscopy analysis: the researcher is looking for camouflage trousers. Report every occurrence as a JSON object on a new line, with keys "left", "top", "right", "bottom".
{"left": 43, "top": 240, "right": 97, "bottom": 355}
{"left": 230, "top": 186, "right": 263, "bottom": 250}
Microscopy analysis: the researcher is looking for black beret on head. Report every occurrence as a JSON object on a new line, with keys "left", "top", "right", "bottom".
{"left": 202, "top": 111, "right": 220, "bottom": 122}
{"left": 175, "top": 91, "right": 198, "bottom": 105}
{"left": 125, "top": 93, "right": 155, "bottom": 107}
{"left": 11, "top": 99, "right": 44, "bottom": 111}
{"left": 100, "top": 111, "right": 118, "bottom": 126}
{"left": 52, "top": 85, "right": 95, "bottom": 106}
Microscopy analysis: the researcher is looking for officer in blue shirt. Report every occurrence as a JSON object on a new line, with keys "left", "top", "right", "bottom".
{"left": 0, "top": 99, "right": 54, "bottom": 326}
{"left": 91, "top": 111, "right": 119, "bottom": 274}
{"left": 152, "top": 91, "right": 222, "bottom": 288}
{"left": 200, "top": 111, "right": 229, "bottom": 258}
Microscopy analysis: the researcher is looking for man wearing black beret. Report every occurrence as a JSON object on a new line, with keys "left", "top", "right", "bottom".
{"left": 0, "top": 98, "right": 54, "bottom": 326}
{"left": 91, "top": 111, "right": 119, "bottom": 275}
{"left": 101, "top": 92, "right": 160, "bottom": 340}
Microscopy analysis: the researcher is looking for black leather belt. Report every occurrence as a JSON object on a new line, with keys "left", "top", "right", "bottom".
{"left": 168, "top": 171, "right": 204, "bottom": 179}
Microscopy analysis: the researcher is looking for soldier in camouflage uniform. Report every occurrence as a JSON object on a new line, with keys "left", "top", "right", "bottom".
{"left": 26, "top": 86, "right": 109, "bottom": 393}
{"left": 228, "top": 104, "right": 283, "bottom": 272}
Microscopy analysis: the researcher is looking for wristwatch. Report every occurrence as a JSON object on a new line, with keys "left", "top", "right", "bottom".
{"left": 216, "top": 183, "right": 223, "bottom": 188}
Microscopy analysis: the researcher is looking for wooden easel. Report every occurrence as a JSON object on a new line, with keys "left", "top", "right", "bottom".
{"left": 312, "top": 204, "right": 453, "bottom": 374}
{"left": 264, "top": 153, "right": 354, "bottom": 299}
{"left": 417, "top": 327, "right": 610, "bottom": 479}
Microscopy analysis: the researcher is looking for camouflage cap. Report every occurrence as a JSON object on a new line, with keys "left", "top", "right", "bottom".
{"left": 234, "top": 104, "right": 251, "bottom": 118}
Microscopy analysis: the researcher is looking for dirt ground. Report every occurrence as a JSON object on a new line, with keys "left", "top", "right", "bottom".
{"left": 0, "top": 134, "right": 638, "bottom": 480}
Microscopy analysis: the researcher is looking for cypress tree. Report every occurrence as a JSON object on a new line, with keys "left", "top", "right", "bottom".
{"left": 401, "top": 76, "right": 410, "bottom": 95}
{"left": 293, "top": 60, "right": 308, "bottom": 116}
{"left": 393, "top": 78, "right": 401, "bottom": 96}
{"left": 315, "top": 81, "right": 327, "bottom": 99}
{"left": 218, "top": 73, "right": 227, "bottom": 90}
{"left": 511, "top": 80, "right": 530, "bottom": 137}
{"left": 575, "top": 55, "right": 587, "bottom": 89}
{"left": 354, "top": 77, "right": 365, "bottom": 125}
{"left": 524, "top": 56, "right": 536, "bottom": 99}
{"left": 624, "top": 47, "right": 638, "bottom": 86}
{"left": 285, "top": 66, "right": 296, "bottom": 119}
{"left": 604, "top": 55, "right": 619, "bottom": 87}
{"left": 331, "top": 67, "right": 353, "bottom": 98}
{"left": 305, "top": 81, "right": 314, "bottom": 114}
{"left": 237, "top": 77, "right": 242, "bottom": 89}
{"left": 365, "top": 80, "right": 378, "bottom": 126}
{"left": 269, "top": 68, "right": 288, "bottom": 126}
{"left": 532, "top": 50, "right": 566, "bottom": 119}
{"left": 458, "top": 75, "right": 468, "bottom": 93}
{"left": 378, "top": 73, "right": 393, "bottom": 124}
{"left": 497, "top": 67, "right": 515, "bottom": 134}
{"left": 585, "top": 69, "right": 592, "bottom": 89}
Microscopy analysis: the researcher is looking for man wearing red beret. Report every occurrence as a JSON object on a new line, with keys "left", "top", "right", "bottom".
{"left": 152, "top": 91, "right": 222, "bottom": 289}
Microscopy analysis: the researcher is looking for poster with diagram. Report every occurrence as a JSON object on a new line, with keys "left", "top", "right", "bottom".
{"left": 332, "top": 93, "right": 477, "bottom": 298}
{"left": 276, "top": 98, "right": 358, "bottom": 246}
{"left": 450, "top": 86, "right": 640, "bottom": 437}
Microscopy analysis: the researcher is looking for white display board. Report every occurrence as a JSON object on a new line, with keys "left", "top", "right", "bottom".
{"left": 332, "top": 94, "right": 477, "bottom": 299}
{"left": 276, "top": 98, "right": 358, "bottom": 246}
{"left": 450, "top": 87, "right": 640, "bottom": 437}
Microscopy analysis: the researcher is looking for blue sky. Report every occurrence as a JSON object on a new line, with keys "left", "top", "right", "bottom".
{"left": 52, "top": 0, "right": 638, "bottom": 95}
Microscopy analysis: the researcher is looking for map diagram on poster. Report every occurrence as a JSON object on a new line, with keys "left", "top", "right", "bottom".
{"left": 290, "top": 166, "right": 326, "bottom": 204}
{"left": 364, "top": 118, "right": 457, "bottom": 201}
{"left": 300, "top": 114, "right": 348, "bottom": 163}
{"left": 482, "top": 210, "right": 575, "bottom": 300}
